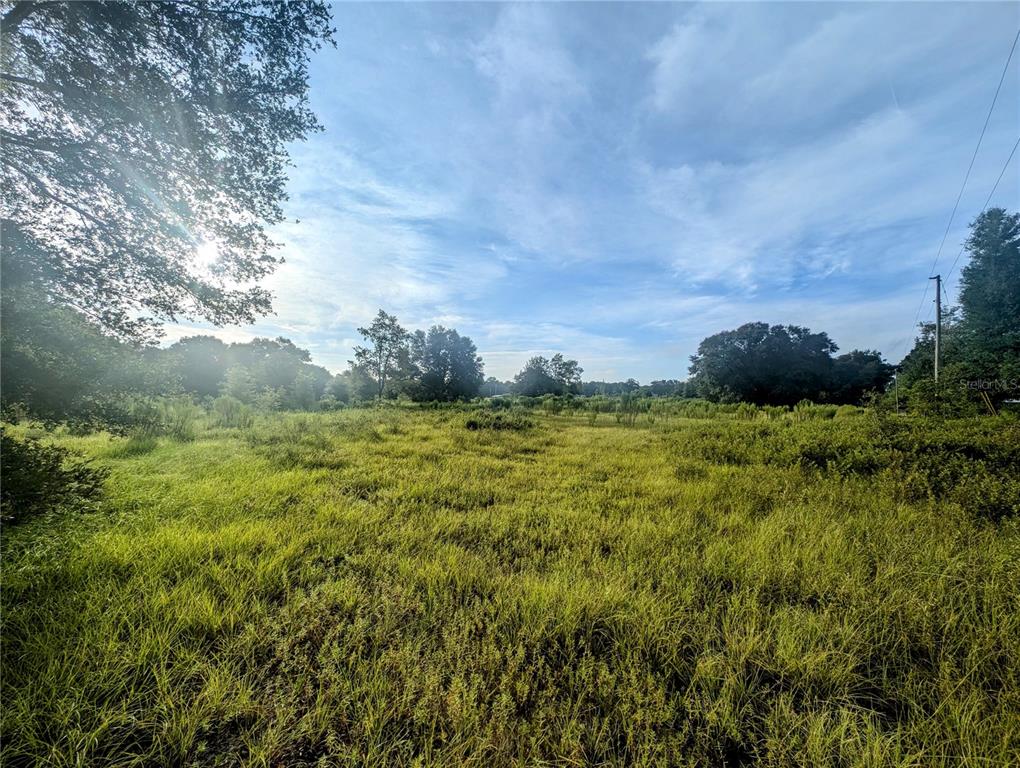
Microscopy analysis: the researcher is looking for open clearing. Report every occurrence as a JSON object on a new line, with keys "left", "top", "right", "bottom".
{"left": 2, "top": 408, "right": 1018, "bottom": 767}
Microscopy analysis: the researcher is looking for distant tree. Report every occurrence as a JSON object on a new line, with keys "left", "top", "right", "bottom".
{"left": 230, "top": 337, "right": 312, "bottom": 392}
{"left": 511, "top": 354, "right": 582, "bottom": 396}
{"left": 408, "top": 326, "right": 484, "bottom": 401}
{"left": 328, "top": 375, "right": 351, "bottom": 404}
{"left": 550, "top": 354, "right": 584, "bottom": 394}
{"left": 648, "top": 379, "right": 682, "bottom": 397}
{"left": 353, "top": 311, "right": 410, "bottom": 400}
{"left": 512, "top": 357, "right": 559, "bottom": 397}
{"left": 162, "top": 334, "right": 330, "bottom": 409}
{"left": 1, "top": 1, "right": 335, "bottom": 341}
{"left": 342, "top": 364, "right": 380, "bottom": 402}
{"left": 689, "top": 322, "right": 839, "bottom": 405}
{"left": 829, "top": 350, "right": 895, "bottom": 405}
{"left": 167, "top": 336, "right": 231, "bottom": 400}
{"left": 482, "top": 377, "right": 513, "bottom": 397}
{"left": 220, "top": 366, "right": 256, "bottom": 404}
{"left": 288, "top": 371, "right": 320, "bottom": 411}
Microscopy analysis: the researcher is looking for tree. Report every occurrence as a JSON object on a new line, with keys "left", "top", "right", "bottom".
{"left": 1, "top": 1, "right": 335, "bottom": 341}
{"left": 230, "top": 337, "right": 312, "bottom": 392}
{"left": 328, "top": 375, "right": 351, "bottom": 404}
{"left": 289, "top": 372, "right": 320, "bottom": 411}
{"left": 511, "top": 354, "right": 583, "bottom": 396}
{"left": 829, "top": 350, "right": 895, "bottom": 405}
{"left": 407, "top": 326, "right": 484, "bottom": 401}
{"left": 341, "top": 365, "right": 379, "bottom": 403}
{"left": 482, "top": 377, "right": 512, "bottom": 397}
{"left": 550, "top": 354, "right": 583, "bottom": 394}
{"left": 0, "top": 278, "right": 162, "bottom": 426}
{"left": 689, "top": 323, "right": 839, "bottom": 405}
{"left": 957, "top": 208, "right": 1020, "bottom": 397}
{"left": 167, "top": 336, "right": 231, "bottom": 399}
{"left": 648, "top": 380, "right": 682, "bottom": 397}
{"left": 220, "top": 366, "right": 256, "bottom": 404}
{"left": 582, "top": 379, "right": 641, "bottom": 396}
{"left": 513, "top": 357, "right": 559, "bottom": 396}
{"left": 898, "top": 208, "right": 1019, "bottom": 406}
{"left": 353, "top": 311, "right": 410, "bottom": 400}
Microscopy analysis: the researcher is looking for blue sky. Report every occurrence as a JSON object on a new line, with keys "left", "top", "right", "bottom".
{"left": 167, "top": 2, "right": 1020, "bottom": 381}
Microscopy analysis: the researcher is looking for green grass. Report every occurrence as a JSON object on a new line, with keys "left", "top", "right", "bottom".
{"left": 2, "top": 408, "right": 1018, "bottom": 766}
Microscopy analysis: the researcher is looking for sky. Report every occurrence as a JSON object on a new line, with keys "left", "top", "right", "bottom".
{"left": 166, "top": 2, "right": 1020, "bottom": 382}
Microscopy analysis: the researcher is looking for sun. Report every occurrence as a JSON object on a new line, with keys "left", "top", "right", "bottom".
{"left": 195, "top": 240, "right": 219, "bottom": 272}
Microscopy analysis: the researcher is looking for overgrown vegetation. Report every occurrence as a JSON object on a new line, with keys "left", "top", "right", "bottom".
{"left": 0, "top": 428, "right": 108, "bottom": 524}
{"left": 2, "top": 408, "right": 1017, "bottom": 766}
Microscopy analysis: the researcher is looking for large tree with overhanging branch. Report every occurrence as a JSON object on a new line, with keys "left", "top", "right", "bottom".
{"left": 0, "top": 0, "right": 335, "bottom": 341}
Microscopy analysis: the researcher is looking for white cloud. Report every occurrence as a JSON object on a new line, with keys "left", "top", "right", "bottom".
{"left": 633, "top": 99, "right": 992, "bottom": 292}
{"left": 472, "top": 5, "right": 586, "bottom": 105}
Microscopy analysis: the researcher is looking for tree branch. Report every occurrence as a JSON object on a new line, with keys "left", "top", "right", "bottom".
{"left": 0, "top": 1, "right": 59, "bottom": 36}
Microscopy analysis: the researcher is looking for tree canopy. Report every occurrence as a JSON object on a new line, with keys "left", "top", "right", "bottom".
{"left": 166, "top": 335, "right": 332, "bottom": 407}
{"left": 957, "top": 208, "right": 1020, "bottom": 390}
{"left": 1, "top": 0, "right": 335, "bottom": 340}
{"left": 512, "top": 355, "right": 584, "bottom": 397}
{"left": 353, "top": 311, "right": 410, "bottom": 400}
{"left": 689, "top": 322, "right": 892, "bottom": 405}
{"left": 408, "top": 327, "right": 485, "bottom": 402}
{"left": 349, "top": 310, "right": 485, "bottom": 401}
{"left": 899, "top": 208, "right": 1020, "bottom": 405}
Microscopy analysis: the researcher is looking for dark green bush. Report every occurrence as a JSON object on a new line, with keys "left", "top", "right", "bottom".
{"left": 1, "top": 429, "right": 108, "bottom": 523}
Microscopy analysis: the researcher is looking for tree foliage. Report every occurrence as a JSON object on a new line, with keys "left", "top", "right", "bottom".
{"left": 407, "top": 327, "right": 485, "bottom": 402}
{"left": 512, "top": 355, "right": 584, "bottom": 397}
{"left": 0, "top": 270, "right": 164, "bottom": 425}
{"left": 957, "top": 208, "right": 1020, "bottom": 391}
{"left": 899, "top": 208, "right": 1020, "bottom": 406}
{"left": 0, "top": 428, "right": 108, "bottom": 524}
{"left": 348, "top": 311, "right": 484, "bottom": 401}
{"left": 353, "top": 311, "right": 410, "bottom": 400}
{"left": 689, "top": 322, "right": 892, "bottom": 405}
{"left": 1, "top": 0, "right": 335, "bottom": 339}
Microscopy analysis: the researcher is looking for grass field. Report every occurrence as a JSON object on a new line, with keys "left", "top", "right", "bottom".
{"left": 2, "top": 407, "right": 1019, "bottom": 767}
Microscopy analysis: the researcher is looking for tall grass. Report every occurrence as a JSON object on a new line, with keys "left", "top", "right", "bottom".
{"left": 1, "top": 409, "right": 1017, "bottom": 766}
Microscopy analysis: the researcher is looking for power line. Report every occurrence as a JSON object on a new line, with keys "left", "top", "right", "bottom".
{"left": 898, "top": 27, "right": 1020, "bottom": 360}
{"left": 923, "top": 27, "right": 1019, "bottom": 279}
{"left": 945, "top": 134, "right": 1020, "bottom": 286}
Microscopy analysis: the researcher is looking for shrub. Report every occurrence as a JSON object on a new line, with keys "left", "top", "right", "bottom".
{"left": 212, "top": 396, "right": 255, "bottom": 429}
{"left": 1, "top": 429, "right": 108, "bottom": 524}
{"left": 160, "top": 397, "right": 201, "bottom": 441}
{"left": 123, "top": 396, "right": 200, "bottom": 441}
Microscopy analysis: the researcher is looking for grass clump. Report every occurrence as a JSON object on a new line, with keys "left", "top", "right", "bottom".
{"left": 464, "top": 411, "right": 533, "bottom": 431}
{"left": 105, "top": 432, "right": 159, "bottom": 458}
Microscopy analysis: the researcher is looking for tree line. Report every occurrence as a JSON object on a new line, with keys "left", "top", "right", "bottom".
{"left": 3, "top": 207, "right": 1016, "bottom": 423}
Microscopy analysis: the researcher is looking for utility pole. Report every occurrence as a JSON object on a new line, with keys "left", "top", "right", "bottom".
{"left": 930, "top": 274, "right": 941, "bottom": 383}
